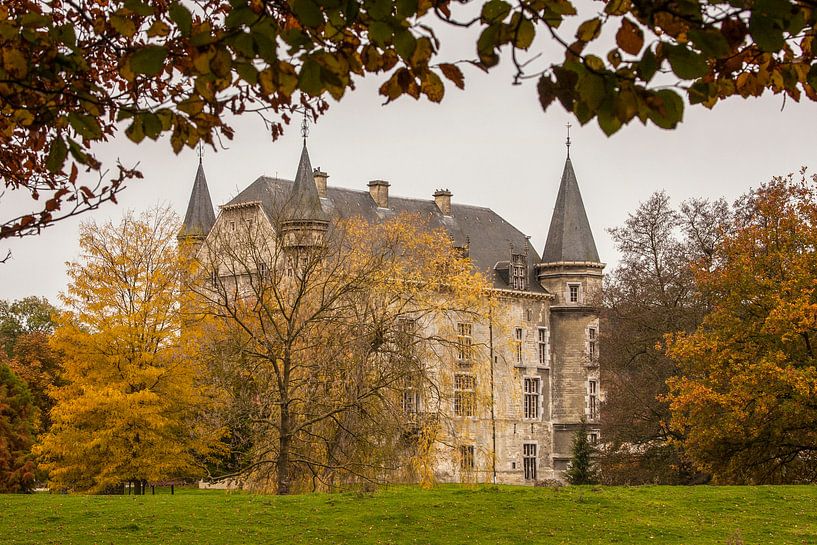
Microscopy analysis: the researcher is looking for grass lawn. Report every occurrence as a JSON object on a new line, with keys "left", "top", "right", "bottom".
{"left": 0, "top": 484, "right": 814, "bottom": 544}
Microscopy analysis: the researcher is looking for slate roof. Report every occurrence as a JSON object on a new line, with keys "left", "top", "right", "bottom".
{"left": 541, "top": 157, "right": 600, "bottom": 263}
{"left": 285, "top": 142, "right": 329, "bottom": 223}
{"left": 226, "top": 177, "right": 545, "bottom": 292}
{"left": 180, "top": 162, "right": 216, "bottom": 237}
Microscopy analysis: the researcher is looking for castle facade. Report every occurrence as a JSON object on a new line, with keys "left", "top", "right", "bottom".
{"left": 179, "top": 141, "right": 603, "bottom": 484}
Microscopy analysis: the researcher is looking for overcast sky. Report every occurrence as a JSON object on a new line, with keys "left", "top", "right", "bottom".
{"left": 2, "top": 24, "right": 816, "bottom": 304}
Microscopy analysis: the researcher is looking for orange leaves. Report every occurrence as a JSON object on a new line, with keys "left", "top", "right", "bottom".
{"left": 665, "top": 172, "right": 817, "bottom": 483}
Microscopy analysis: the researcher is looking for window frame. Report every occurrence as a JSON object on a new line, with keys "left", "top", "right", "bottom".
{"left": 401, "top": 387, "right": 421, "bottom": 415}
{"left": 537, "top": 327, "right": 549, "bottom": 367}
{"left": 568, "top": 283, "right": 580, "bottom": 303}
{"left": 588, "top": 379, "right": 598, "bottom": 420}
{"left": 397, "top": 318, "right": 417, "bottom": 359}
{"left": 523, "top": 377, "right": 541, "bottom": 420}
{"left": 456, "top": 322, "right": 473, "bottom": 364}
{"left": 514, "top": 327, "right": 524, "bottom": 365}
{"left": 523, "top": 443, "right": 537, "bottom": 481}
{"left": 511, "top": 254, "right": 527, "bottom": 290}
{"left": 459, "top": 445, "right": 475, "bottom": 471}
{"left": 588, "top": 326, "right": 597, "bottom": 360}
{"left": 454, "top": 373, "right": 476, "bottom": 417}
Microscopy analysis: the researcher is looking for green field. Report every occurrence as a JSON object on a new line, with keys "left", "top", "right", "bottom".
{"left": 0, "top": 485, "right": 814, "bottom": 544}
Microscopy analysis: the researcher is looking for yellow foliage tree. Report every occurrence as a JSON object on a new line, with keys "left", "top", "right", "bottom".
{"left": 194, "top": 212, "right": 489, "bottom": 493}
{"left": 665, "top": 171, "right": 817, "bottom": 484}
{"left": 37, "top": 207, "right": 222, "bottom": 493}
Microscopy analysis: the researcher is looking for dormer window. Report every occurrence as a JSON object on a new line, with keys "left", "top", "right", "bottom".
{"left": 511, "top": 254, "right": 527, "bottom": 290}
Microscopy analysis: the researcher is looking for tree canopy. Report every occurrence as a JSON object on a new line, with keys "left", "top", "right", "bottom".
{"left": 0, "top": 297, "right": 56, "bottom": 356}
{"left": 2, "top": 0, "right": 815, "bottom": 237}
{"left": 599, "top": 191, "right": 729, "bottom": 484}
{"left": 194, "top": 211, "right": 489, "bottom": 493}
{"left": 36, "top": 207, "right": 223, "bottom": 493}
{"left": 0, "top": 362, "right": 36, "bottom": 492}
{"left": 666, "top": 170, "right": 817, "bottom": 484}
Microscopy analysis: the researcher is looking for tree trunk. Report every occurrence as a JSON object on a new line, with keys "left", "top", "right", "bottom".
{"left": 276, "top": 406, "right": 291, "bottom": 495}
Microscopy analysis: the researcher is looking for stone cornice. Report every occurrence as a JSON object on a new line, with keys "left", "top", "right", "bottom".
{"left": 487, "top": 287, "right": 554, "bottom": 301}
{"left": 219, "top": 200, "right": 261, "bottom": 211}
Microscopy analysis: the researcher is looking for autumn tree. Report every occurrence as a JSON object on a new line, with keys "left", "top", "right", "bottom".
{"left": 666, "top": 170, "right": 817, "bottom": 484}
{"left": 3, "top": 0, "right": 816, "bottom": 238}
{"left": 599, "top": 191, "right": 730, "bottom": 484}
{"left": 36, "top": 207, "right": 223, "bottom": 493}
{"left": 0, "top": 297, "right": 56, "bottom": 356}
{"left": 0, "top": 363, "right": 36, "bottom": 492}
{"left": 193, "top": 210, "right": 488, "bottom": 494}
{"left": 0, "top": 297, "right": 62, "bottom": 434}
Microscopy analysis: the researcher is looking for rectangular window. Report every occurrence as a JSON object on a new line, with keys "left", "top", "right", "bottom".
{"left": 454, "top": 374, "right": 476, "bottom": 417}
{"left": 230, "top": 221, "right": 236, "bottom": 231}
{"left": 537, "top": 328, "right": 548, "bottom": 366}
{"left": 459, "top": 445, "right": 475, "bottom": 470}
{"left": 588, "top": 432, "right": 599, "bottom": 445}
{"left": 258, "top": 261, "right": 268, "bottom": 278}
{"left": 210, "top": 270, "right": 219, "bottom": 286}
{"left": 523, "top": 443, "right": 537, "bottom": 481}
{"left": 523, "top": 377, "right": 540, "bottom": 419}
{"left": 514, "top": 327, "right": 523, "bottom": 364}
{"left": 402, "top": 388, "right": 420, "bottom": 415}
{"left": 569, "top": 284, "right": 579, "bottom": 303}
{"left": 511, "top": 254, "right": 526, "bottom": 290}
{"left": 588, "top": 380, "right": 598, "bottom": 420}
{"left": 397, "top": 318, "right": 416, "bottom": 358}
{"left": 456, "top": 322, "right": 473, "bottom": 363}
{"left": 588, "top": 327, "right": 597, "bottom": 360}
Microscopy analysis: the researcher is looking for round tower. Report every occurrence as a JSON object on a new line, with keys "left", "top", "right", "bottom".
{"left": 536, "top": 142, "right": 604, "bottom": 473}
{"left": 280, "top": 140, "right": 329, "bottom": 254}
{"left": 178, "top": 156, "right": 216, "bottom": 255}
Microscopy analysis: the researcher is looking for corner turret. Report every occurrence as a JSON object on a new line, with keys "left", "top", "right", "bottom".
{"left": 178, "top": 159, "right": 216, "bottom": 253}
{"left": 536, "top": 139, "right": 604, "bottom": 474}
{"left": 280, "top": 141, "right": 329, "bottom": 251}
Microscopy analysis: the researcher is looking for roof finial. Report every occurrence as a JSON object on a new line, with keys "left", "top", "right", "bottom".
{"left": 300, "top": 108, "right": 310, "bottom": 144}
{"left": 565, "top": 122, "right": 572, "bottom": 158}
{"left": 197, "top": 141, "right": 204, "bottom": 164}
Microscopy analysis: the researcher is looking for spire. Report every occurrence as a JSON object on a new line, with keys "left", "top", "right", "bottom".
{"left": 541, "top": 155, "right": 600, "bottom": 263}
{"left": 284, "top": 141, "right": 328, "bottom": 223}
{"left": 565, "top": 122, "right": 572, "bottom": 158}
{"left": 179, "top": 161, "right": 216, "bottom": 239}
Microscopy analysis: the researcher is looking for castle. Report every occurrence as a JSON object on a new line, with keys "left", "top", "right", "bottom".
{"left": 179, "top": 138, "right": 603, "bottom": 484}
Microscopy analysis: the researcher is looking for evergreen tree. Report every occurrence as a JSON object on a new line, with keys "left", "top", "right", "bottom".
{"left": 566, "top": 420, "right": 598, "bottom": 485}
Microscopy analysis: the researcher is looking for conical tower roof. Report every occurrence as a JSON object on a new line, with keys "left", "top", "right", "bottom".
{"left": 180, "top": 161, "right": 216, "bottom": 238}
{"left": 285, "top": 141, "right": 328, "bottom": 223}
{"left": 541, "top": 156, "right": 599, "bottom": 263}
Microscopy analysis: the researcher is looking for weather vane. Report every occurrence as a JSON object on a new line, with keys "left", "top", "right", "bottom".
{"left": 197, "top": 141, "right": 204, "bottom": 164}
{"left": 300, "top": 109, "right": 310, "bottom": 142}
{"left": 566, "top": 122, "right": 572, "bottom": 158}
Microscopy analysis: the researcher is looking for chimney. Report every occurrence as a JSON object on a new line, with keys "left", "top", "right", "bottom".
{"left": 433, "top": 188, "right": 453, "bottom": 216}
{"left": 313, "top": 168, "right": 328, "bottom": 198}
{"left": 368, "top": 180, "right": 390, "bottom": 208}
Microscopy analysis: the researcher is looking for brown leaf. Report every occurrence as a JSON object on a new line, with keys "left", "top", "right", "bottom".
{"left": 616, "top": 18, "right": 644, "bottom": 56}
{"left": 439, "top": 63, "right": 464, "bottom": 89}
{"left": 421, "top": 71, "right": 445, "bottom": 102}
